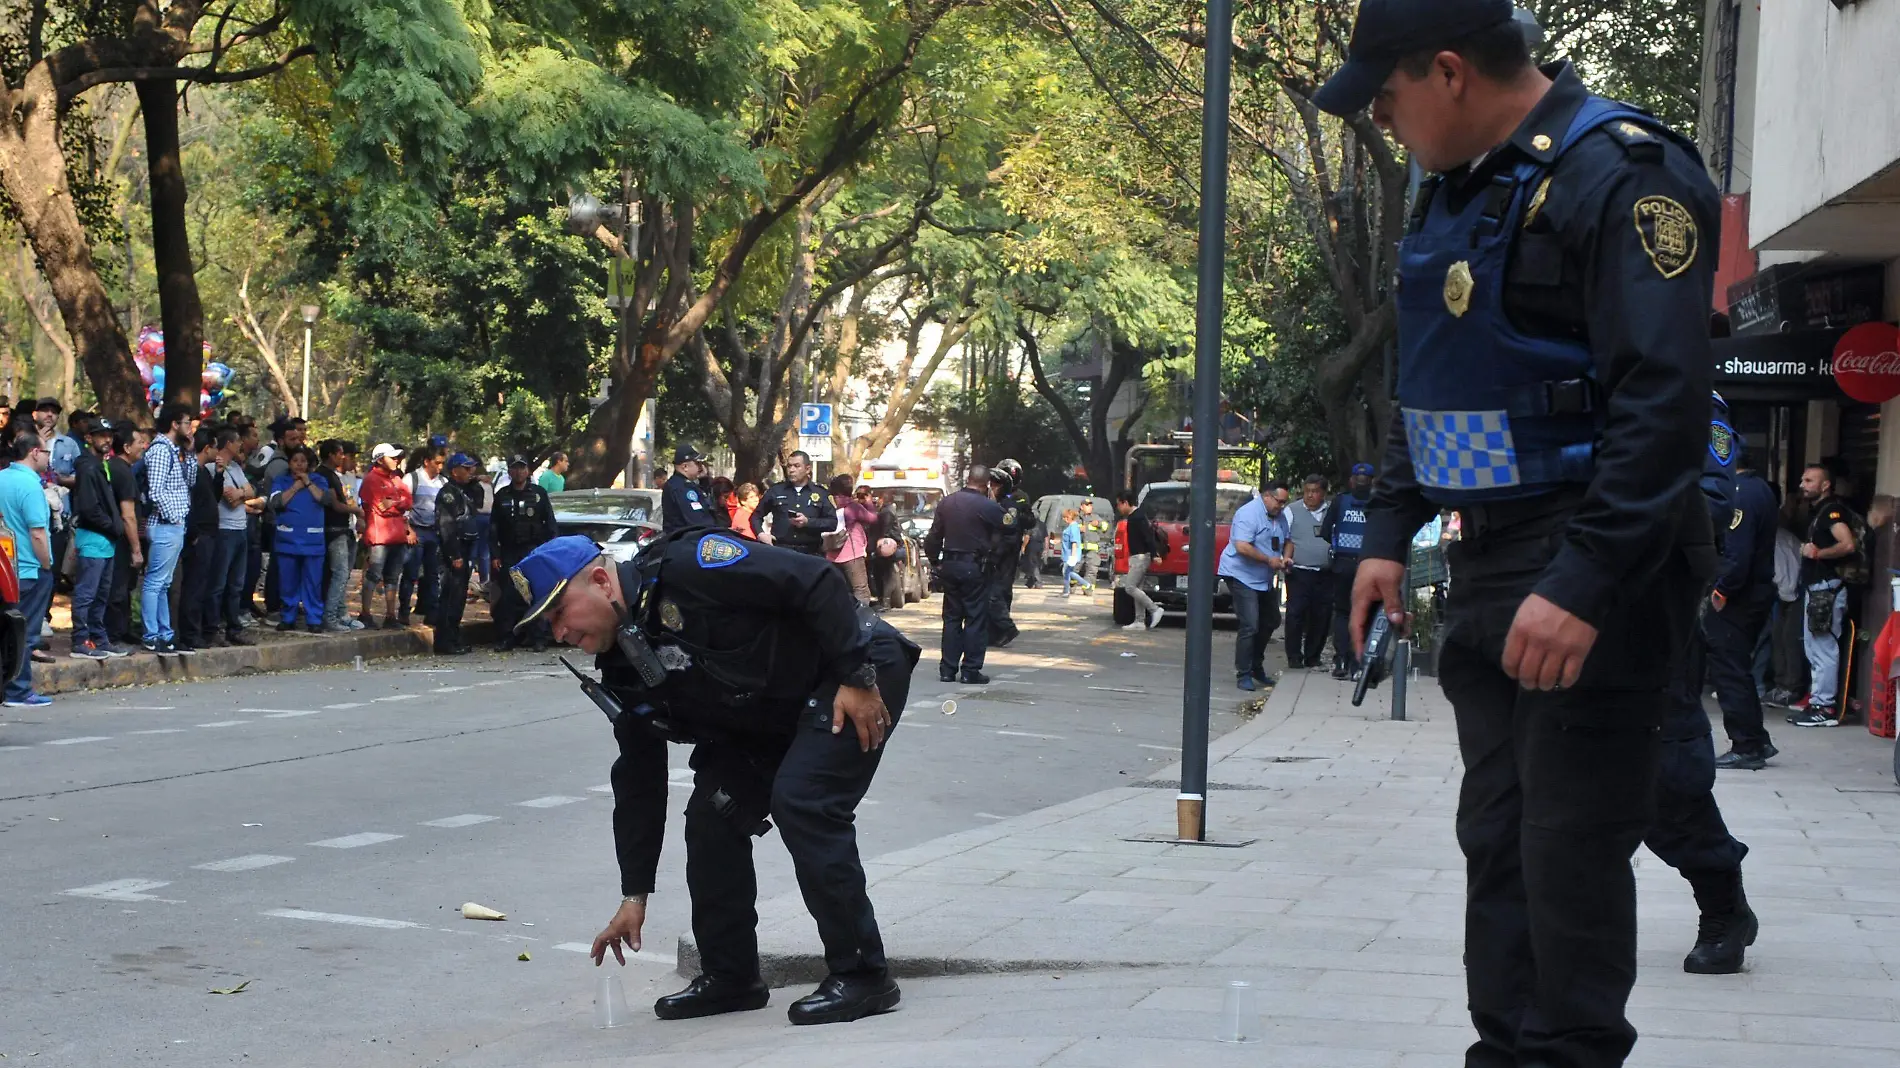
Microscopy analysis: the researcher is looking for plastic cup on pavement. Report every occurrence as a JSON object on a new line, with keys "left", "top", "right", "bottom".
{"left": 594, "top": 972, "right": 632, "bottom": 1029}
{"left": 1218, "top": 980, "right": 1259, "bottom": 1043}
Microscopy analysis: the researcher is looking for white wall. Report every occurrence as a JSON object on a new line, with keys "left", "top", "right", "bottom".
{"left": 1750, "top": 0, "right": 1900, "bottom": 248}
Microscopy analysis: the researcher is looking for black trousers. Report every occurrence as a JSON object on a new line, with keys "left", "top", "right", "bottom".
{"left": 686, "top": 631, "right": 918, "bottom": 981}
{"left": 175, "top": 530, "right": 220, "bottom": 647}
{"left": 1706, "top": 583, "right": 1776, "bottom": 755}
{"left": 431, "top": 556, "right": 471, "bottom": 651}
{"left": 1019, "top": 547, "right": 1041, "bottom": 587}
{"left": 1644, "top": 611, "right": 1749, "bottom": 875}
{"left": 937, "top": 557, "right": 990, "bottom": 674}
{"left": 1331, "top": 558, "right": 1360, "bottom": 668}
{"left": 987, "top": 553, "right": 1019, "bottom": 644}
{"left": 107, "top": 538, "right": 136, "bottom": 646}
{"left": 1439, "top": 510, "right": 1697, "bottom": 1068}
{"left": 1283, "top": 567, "right": 1330, "bottom": 667}
{"left": 492, "top": 545, "right": 548, "bottom": 646}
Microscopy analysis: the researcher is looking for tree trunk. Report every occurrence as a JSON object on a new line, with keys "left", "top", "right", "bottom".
{"left": 0, "top": 63, "right": 146, "bottom": 421}
{"left": 138, "top": 79, "right": 206, "bottom": 414}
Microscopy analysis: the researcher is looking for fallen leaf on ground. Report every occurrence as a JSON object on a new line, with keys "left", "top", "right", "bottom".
{"left": 462, "top": 902, "right": 506, "bottom": 921}
{"left": 517, "top": 952, "right": 531, "bottom": 961}
{"left": 209, "top": 980, "right": 251, "bottom": 995}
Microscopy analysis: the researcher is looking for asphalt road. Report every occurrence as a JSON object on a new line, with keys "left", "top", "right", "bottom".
{"left": 0, "top": 587, "right": 1249, "bottom": 1066}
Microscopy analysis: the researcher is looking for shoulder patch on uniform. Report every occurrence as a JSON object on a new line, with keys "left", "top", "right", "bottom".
{"left": 1003, "top": 511, "right": 1016, "bottom": 527}
{"left": 1709, "top": 419, "right": 1736, "bottom": 468}
{"left": 1730, "top": 509, "right": 1744, "bottom": 531}
{"left": 1604, "top": 119, "right": 1665, "bottom": 162}
{"left": 696, "top": 533, "right": 749, "bottom": 568}
{"left": 685, "top": 489, "right": 698, "bottom": 501}
{"left": 1633, "top": 196, "right": 1698, "bottom": 279}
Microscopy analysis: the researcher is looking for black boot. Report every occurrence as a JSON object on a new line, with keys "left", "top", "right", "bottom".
{"left": 787, "top": 973, "right": 901, "bottom": 1025}
{"left": 1683, "top": 868, "right": 1758, "bottom": 975}
{"left": 959, "top": 669, "right": 990, "bottom": 685}
{"left": 653, "top": 974, "right": 770, "bottom": 1021}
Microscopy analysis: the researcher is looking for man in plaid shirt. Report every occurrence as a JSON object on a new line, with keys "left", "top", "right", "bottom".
{"left": 140, "top": 403, "right": 200, "bottom": 654}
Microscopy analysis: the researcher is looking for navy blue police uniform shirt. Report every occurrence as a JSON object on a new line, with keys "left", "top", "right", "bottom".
{"left": 1362, "top": 62, "right": 1720, "bottom": 630}
{"left": 749, "top": 479, "right": 838, "bottom": 550}
{"left": 605, "top": 530, "right": 879, "bottom": 896}
{"left": 1715, "top": 471, "right": 1778, "bottom": 598}
{"left": 924, "top": 487, "right": 1004, "bottom": 562}
{"left": 661, "top": 471, "right": 718, "bottom": 532}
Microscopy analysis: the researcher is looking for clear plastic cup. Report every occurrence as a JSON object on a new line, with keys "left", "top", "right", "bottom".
{"left": 1218, "top": 979, "right": 1259, "bottom": 1043}
{"left": 594, "top": 972, "right": 632, "bottom": 1029}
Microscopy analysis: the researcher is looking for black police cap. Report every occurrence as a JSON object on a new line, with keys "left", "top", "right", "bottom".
{"left": 1313, "top": 0, "right": 1515, "bottom": 116}
{"left": 674, "top": 443, "right": 708, "bottom": 464}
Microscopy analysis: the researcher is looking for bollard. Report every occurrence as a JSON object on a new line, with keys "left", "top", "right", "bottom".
{"left": 1390, "top": 640, "right": 1410, "bottom": 721}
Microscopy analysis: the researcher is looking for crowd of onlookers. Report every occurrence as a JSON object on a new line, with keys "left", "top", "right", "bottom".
{"left": 0, "top": 396, "right": 574, "bottom": 708}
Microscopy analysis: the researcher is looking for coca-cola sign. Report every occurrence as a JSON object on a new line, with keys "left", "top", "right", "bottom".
{"left": 1832, "top": 322, "right": 1900, "bottom": 404}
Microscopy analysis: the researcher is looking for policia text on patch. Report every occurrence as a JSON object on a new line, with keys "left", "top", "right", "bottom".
{"left": 508, "top": 530, "right": 920, "bottom": 1027}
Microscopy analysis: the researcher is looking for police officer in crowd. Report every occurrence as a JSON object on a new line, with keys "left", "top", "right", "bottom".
{"left": 491, "top": 456, "right": 558, "bottom": 652}
{"left": 987, "top": 459, "right": 1030, "bottom": 648}
{"left": 430, "top": 453, "right": 481, "bottom": 655}
{"left": 925, "top": 465, "right": 1004, "bottom": 685}
{"left": 663, "top": 444, "right": 718, "bottom": 532}
{"left": 1074, "top": 497, "right": 1109, "bottom": 595}
{"left": 1320, "top": 463, "right": 1374, "bottom": 679}
{"left": 1282, "top": 475, "right": 1333, "bottom": 671}
{"left": 511, "top": 530, "right": 919, "bottom": 1025}
{"left": 1329, "top": 1, "right": 1719, "bottom": 1062}
{"left": 751, "top": 450, "right": 837, "bottom": 553}
{"left": 1710, "top": 453, "right": 1781, "bottom": 769}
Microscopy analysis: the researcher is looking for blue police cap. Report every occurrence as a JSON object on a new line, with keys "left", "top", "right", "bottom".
{"left": 448, "top": 451, "right": 477, "bottom": 470}
{"left": 429, "top": 434, "right": 449, "bottom": 449}
{"left": 1351, "top": 462, "right": 1375, "bottom": 477}
{"left": 1313, "top": 0, "right": 1515, "bottom": 116}
{"left": 511, "top": 535, "right": 604, "bottom": 629}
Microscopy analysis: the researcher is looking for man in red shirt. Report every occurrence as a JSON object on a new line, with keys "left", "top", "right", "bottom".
{"left": 358, "top": 443, "right": 414, "bottom": 628}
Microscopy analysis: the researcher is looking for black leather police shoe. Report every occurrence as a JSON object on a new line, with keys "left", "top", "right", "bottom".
{"left": 959, "top": 670, "right": 990, "bottom": 685}
{"left": 993, "top": 625, "right": 1020, "bottom": 648}
{"left": 787, "top": 973, "right": 901, "bottom": 1025}
{"left": 653, "top": 974, "right": 770, "bottom": 1020}
{"left": 1714, "top": 748, "right": 1765, "bottom": 771}
{"left": 938, "top": 668, "right": 958, "bottom": 683}
{"left": 1683, "top": 904, "right": 1758, "bottom": 974}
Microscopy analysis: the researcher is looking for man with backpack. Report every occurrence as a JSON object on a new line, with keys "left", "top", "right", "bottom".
{"left": 1114, "top": 491, "right": 1166, "bottom": 630}
{"left": 1791, "top": 463, "right": 1866, "bottom": 727}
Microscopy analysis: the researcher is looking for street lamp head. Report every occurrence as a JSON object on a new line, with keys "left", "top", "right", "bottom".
{"left": 301, "top": 305, "right": 320, "bottom": 325}
{"left": 566, "top": 192, "right": 625, "bottom": 236}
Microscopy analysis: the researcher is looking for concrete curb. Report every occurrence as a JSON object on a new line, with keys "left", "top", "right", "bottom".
{"left": 33, "top": 619, "right": 500, "bottom": 695}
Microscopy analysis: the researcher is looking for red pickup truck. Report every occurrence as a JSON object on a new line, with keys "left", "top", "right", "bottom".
{"left": 1111, "top": 478, "right": 1257, "bottom": 625}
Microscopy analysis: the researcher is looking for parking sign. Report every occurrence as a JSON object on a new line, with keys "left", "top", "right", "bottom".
{"left": 799, "top": 403, "right": 832, "bottom": 437}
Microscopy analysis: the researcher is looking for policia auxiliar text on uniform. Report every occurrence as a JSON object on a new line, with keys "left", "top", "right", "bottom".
{"left": 1324, "top": 3, "right": 1720, "bottom": 1065}
{"left": 507, "top": 529, "right": 920, "bottom": 1026}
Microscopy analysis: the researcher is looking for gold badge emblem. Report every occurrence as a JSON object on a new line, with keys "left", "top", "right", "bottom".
{"left": 1522, "top": 176, "right": 1552, "bottom": 229}
{"left": 1530, "top": 133, "right": 1552, "bottom": 152}
{"left": 1617, "top": 121, "right": 1650, "bottom": 140}
{"left": 1443, "top": 261, "right": 1474, "bottom": 318}
{"left": 1729, "top": 509, "right": 1744, "bottom": 532}
{"left": 1633, "top": 196, "right": 1697, "bottom": 278}
{"left": 659, "top": 599, "right": 684, "bottom": 631}
{"left": 511, "top": 567, "right": 533, "bottom": 603}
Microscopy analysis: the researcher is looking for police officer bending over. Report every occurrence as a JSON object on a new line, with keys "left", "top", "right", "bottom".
{"left": 751, "top": 450, "right": 837, "bottom": 553}
{"left": 925, "top": 465, "right": 1004, "bottom": 685}
{"left": 511, "top": 530, "right": 920, "bottom": 1025}
{"left": 987, "top": 459, "right": 1031, "bottom": 648}
{"left": 1326, "top": 1, "right": 1719, "bottom": 1064}
{"left": 662, "top": 444, "right": 718, "bottom": 532}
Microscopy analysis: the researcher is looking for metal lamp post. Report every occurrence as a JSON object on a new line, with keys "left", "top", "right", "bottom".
{"left": 300, "top": 304, "right": 319, "bottom": 418}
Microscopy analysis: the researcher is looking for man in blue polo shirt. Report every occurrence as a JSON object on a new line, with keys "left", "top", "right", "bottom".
{"left": 0, "top": 430, "right": 57, "bottom": 706}
{"left": 1218, "top": 480, "right": 1290, "bottom": 691}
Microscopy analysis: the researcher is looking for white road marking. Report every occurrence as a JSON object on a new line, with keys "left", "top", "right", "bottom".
{"left": 115, "top": 705, "right": 176, "bottom": 711}
{"left": 129, "top": 728, "right": 187, "bottom": 735}
{"left": 262, "top": 710, "right": 322, "bottom": 719}
{"left": 44, "top": 736, "right": 112, "bottom": 746}
{"left": 373, "top": 694, "right": 419, "bottom": 703}
{"left": 402, "top": 669, "right": 458, "bottom": 674}
{"left": 516, "top": 796, "right": 585, "bottom": 809}
{"left": 553, "top": 942, "right": 677, "bottom": 966}
{"left": 196, "top": 720, "right": 250, "bottom": 728}
{"left": 1088, "top": 685, "right": 1147, "bottom": 694}
{"left": 309, "top": 832, "right": 403, "bottom": 849}
{"left": 993, "top": 730, "right": 1063, "bottom": 740}
{"left": 65, "top": 878, "right": 173, "bottom": 902}
{"left": 587, "top": 784, "right": 614, "bottom": 794}
{"left": 975, "top": 812, "right": 1006, "bottom": 820}
{"left": 324, "top": 702, "right": 366, "bottom": 710}
{"left": 1138, "top": 743, "right": 1182, "bottom": 751}
{"left": 422, "top": 814, "right": 497, "bottom": 828}
{"left": 430, "top": 685, "right": 472, "bottom": 693}
{"left": 0, "top": 745, "right": 31, "bottom": 751}
{"left": 240, "top": 708, "right": 318, "bottom": 716}
{"left": 264, "top": 908, "right": 422, "bottom": 930}
{"left": 194, "top": 854, "right": 294, "bottom": 872}
{"left": 475, "top": 680, "right": 513, "bottom": 687}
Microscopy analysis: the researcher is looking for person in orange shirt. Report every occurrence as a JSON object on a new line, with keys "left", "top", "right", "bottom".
{"left": 728, "top": 482, "right": 761, "bottom": 539}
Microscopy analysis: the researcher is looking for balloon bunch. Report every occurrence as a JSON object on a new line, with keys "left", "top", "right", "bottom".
{"left": 133, "top": 326, "right": 237, "bottom": 416}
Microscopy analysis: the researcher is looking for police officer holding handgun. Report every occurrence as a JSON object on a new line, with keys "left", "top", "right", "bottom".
{"left": 1328, "top": 1, "right": 1718, "bottom": 1064}
{"left": 512, "top": 529, "right": 920, "bottom": 1025}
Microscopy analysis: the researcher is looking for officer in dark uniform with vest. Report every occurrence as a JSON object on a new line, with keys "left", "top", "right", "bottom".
{"left": 1638, "top": 392, "right": 1755, "bottom": 976}
{"left": 986, "top": 458, "right": 1030, "bottom": 648}
{"left": 1328, "top": 3, "right": 1719, "bottom": 1064}
{"left": 662, "top": 444, "right": 718, "bottom": 532}
{"left": 513, "top": 530, "right": 920, "bottom": 1025}
{"left": 924, "top": 465, "right": 1004, "bottom": 684}
{"left": 491, "top": 455, "right": 558, "bottom": 651}
{"left": 1321, "top": 463, "right": 1374, "bottom": 679}
{"left": 750, "top": 450, "right": 837, "bottom": 554}
{"left": 1709, "top": 456, "right": 1780, "bottom": 769}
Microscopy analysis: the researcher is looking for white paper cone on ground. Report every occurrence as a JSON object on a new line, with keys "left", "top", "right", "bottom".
{"left": 461, "top": 902, "right": 506, "bottom": 921}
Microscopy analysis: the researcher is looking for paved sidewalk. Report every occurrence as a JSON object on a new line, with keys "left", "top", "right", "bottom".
{"left": 452, "top": 604, "right": 1900, "bottom": 1068}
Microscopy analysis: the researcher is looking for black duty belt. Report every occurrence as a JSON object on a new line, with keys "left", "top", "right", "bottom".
{"left": 941, "top": 549, "right": 980, "bottom": 559}
{"left": 1455, "top": 488, "right": 1585, "bottom": 542}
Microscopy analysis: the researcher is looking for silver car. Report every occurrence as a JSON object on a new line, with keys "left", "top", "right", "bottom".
{"left": 548, "top": 489, "right": 663, "bottom": 563}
